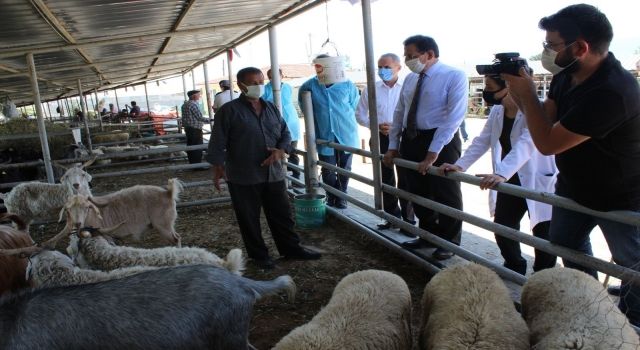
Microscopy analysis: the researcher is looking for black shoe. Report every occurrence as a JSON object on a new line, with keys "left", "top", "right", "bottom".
{"left": 252, "top": 258, "right": 276, "bottom": 270}
{"left": 284, "top": 247, "right": 322, "bottom": 260}
{"left": 607, "top": 285, "right": 622, "bottom": 296}
{"left": 334, "top": 199, "right": 347, "bottom": 209}
{"left": 401, "top": 238, "right": 423, "bottom": 248}
{"left": 433, "top": 248, "right": 454, "bottom": 260}
{"left": 377, "top": 221, "right": 393, "bottom": 230}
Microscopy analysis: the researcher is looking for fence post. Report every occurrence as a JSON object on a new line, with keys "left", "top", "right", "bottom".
{"left": 300, "top": 91, "right": 319, "bottom": 196}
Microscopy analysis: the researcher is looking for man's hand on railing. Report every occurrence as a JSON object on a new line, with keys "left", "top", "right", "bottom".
{"left": 382, "top": 149, "right": 399, "bottom": 168}
{"left": 439, "top": 163, "right": 463, "bottom": 175}
{"left": 475, "top": 173, "right": 506, "bottom": 190}
{"left": 417, "top": 151, "right": 438, "bottom": 175}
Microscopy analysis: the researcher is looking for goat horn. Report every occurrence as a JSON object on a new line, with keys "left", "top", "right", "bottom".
{"left": 40, "top": 224, "right": 72, "bottom": 249}
{"left": 0, "top": 245, "right": 42, "bottom": 257}
{"left": 81, "top": 156, "right": 97, "bottom": 169}
{"left": 95, "top": 222, "right": 125, "bottom": 235}
{"left": 52, "top": 161, "right": 69, "bottom": 170}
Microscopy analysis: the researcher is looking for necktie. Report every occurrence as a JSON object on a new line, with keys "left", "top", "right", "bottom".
{"left": 405, "top": 72, "right": 425, "bottom": 140}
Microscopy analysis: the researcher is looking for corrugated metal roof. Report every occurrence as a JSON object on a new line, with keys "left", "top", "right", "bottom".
{"left": 0, "top": 0, "right": 320, "bottom": 106}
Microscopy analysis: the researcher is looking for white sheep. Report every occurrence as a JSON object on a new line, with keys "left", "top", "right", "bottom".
{"left": 272, "top": 269, "right": 412, "bottom": 350}
{"left": 0, "top": 158, "right": 94, "bottom": 228}
{"left": 66, "top": 230, "right": 245, "bottom": 275}
{"left": 0, "top": 245, "right": 156, "bottom": 289}
{"left": 419, "top": 263, "right": 529, "bottom": 350}
{"left": 47, "top": 178, "right": 183, "bottom": 248}
{"left": 522, "top": 267, "right": 640, "bottom": 349}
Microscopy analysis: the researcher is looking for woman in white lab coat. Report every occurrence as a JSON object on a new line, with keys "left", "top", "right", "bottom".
{"left": 440, "top": 75, "right": 557, "bottom": 275}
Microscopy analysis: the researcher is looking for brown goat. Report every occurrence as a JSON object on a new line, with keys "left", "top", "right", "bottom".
{"left": 0, "top": 213, "right": 35, "bottom": 295}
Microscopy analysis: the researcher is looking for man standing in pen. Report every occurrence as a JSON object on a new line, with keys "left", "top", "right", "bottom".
{"left": 356, "top": 53, "right": 415, "bottom": 233}
{"left": 383, "top": 35, "right": 468, "bottom": 260}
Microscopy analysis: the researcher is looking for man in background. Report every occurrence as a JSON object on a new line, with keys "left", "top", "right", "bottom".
{"left": 213, "top": 80, "right": 239, "bottom": 112}
{"left": 181, "top": 89, "right": 210, "bottom": 165}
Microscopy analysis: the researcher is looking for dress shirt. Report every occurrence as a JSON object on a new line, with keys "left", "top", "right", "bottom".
{"left": 263, "top": 81, "right": 300, "bottom": 141}
{"left": 356, "top": 79, "right": 403, "bottom": 128}
{"left": 389, "top": 61, "right": 468, "bottom": 153}
{"left": 298, "top": 76, "right": 360, "bottom": 156}
{"left": 206, "top": 94, "right": 292, "bottom": 185}
{"left": 181, "top": 100, "right": 209, "bottom": 129}
{"left": 213, "top": 90, "right": 240, "bottom": 111}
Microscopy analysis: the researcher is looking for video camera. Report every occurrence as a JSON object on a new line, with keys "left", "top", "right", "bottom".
{"left": 476, "top": 52, "right": 528, "bottom": 76}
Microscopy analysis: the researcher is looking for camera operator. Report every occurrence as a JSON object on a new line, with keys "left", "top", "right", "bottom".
{"left": 383, "top": 35, "right": 467, "bottom": 260}
{"left": 503, "top": 4, "right": 640, "bottom": 326}
{"left": 440, "top": 70, "right": 557, "bottom": 275}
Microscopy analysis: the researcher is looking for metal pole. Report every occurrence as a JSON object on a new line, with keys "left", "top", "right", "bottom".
{"left": 77, "top": 79, "right": 93, "bottom": 151}
{"left": 64, "top": 97, "right": 71, "bottom": 118}
{"left": 300, "top": 91, "right": 319, "bottom": 195}
{"left": 114, "top": 88, "right": 120, "bottom": 111}
{"left": 26, "top": 52, "right": 55, "bottom": 184}
{"left": 361, "top": 0, "right": 383, "bottom": 211}
{"left": 191, "top": 69, "right": 196, "bottom": 91}
{"left": 227, "top": 50, "right": 233, "bottom": 101}
{"left": 203, "top": 61, "right": 214, "bottom": 118}
{"left": 46, "top": 100, "right": 53, "bottom": 120}
{"left": 268, "top": 26, "right": 282, "bottom": 113}
{"left": 181, "top": 73, "right": 188, "bottom": 101}
{"left": 143, "top": 82, "right": 151, "bottom": 115}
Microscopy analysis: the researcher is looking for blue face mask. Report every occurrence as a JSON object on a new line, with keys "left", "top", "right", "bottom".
{"left": 378, "top": 68, "right": 394, "bottom": 81}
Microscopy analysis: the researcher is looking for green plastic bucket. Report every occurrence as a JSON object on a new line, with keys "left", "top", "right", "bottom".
{"left": 294, "top": 194, "right": 326, "bottom": 229}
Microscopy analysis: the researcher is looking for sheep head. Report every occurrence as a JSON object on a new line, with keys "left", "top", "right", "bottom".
{"left": 42, "top": 195, "right": 102, "bottom": 249}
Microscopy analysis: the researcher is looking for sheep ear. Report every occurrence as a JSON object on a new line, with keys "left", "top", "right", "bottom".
{"left": 96, "top": 222, "right": 124, "bottom": 235}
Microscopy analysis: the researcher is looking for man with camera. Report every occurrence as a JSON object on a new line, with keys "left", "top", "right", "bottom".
{"left": 383, "top": 35, "right": 467, "bottom": 260}
{"left": 503, "top": 4, "right": 640, "bottom": 326}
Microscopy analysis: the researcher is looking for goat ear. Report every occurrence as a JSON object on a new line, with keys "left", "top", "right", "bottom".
{"left": 81, "top": 156, "right": 97, "bottom": 169}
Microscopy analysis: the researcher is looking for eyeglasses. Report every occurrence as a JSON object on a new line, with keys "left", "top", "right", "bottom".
{"left": 542, "top": 41, "right": 573, "bottom": 51}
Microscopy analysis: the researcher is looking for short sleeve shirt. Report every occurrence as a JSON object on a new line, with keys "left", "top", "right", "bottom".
{"left": 549, "top": 53, "right": 640, "bottom": 211}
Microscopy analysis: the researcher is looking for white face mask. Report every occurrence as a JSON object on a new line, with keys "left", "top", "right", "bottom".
{"left": 244, "top": 84, "right": 264, "bottom": 99}
{"left": 405, "top": 57, "right": 426, "bottom": 74}
{"left": 541, "top": 44, "right": 578, "bottom": 75}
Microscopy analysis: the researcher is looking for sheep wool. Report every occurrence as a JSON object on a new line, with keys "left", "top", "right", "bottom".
{"left": 273, "top": 269, "right": 412, "bottom": 350}
{"left": 419, "top": 263, "right": 529, "bottom": 350}
{"left": 522, "top": 267, "right": 640, "bottom": 349}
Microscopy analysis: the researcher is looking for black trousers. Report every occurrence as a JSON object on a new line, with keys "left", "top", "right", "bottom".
{"left": 371, "top": 133, "right": 415, "bottom": 222}
{"left": 400, "top": 129, "right": 463, "bottom": 244}
{"left": 288, "top": 141, "right": 300, "bottom": 179}
{"left": 185, "top": 126, "right": 203, "bottom": 164}
{"left": 227, "top": 180, "right": 302, "bottom": 261}
{"left": 494, "top": 175, "right": 557, "bottom": 274}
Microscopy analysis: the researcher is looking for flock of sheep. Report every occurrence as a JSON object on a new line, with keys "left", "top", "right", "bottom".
{"left": 0, "top": 159, "right": 639, "bottom": 349}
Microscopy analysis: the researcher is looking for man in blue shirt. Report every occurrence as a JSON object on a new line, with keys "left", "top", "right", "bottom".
{"left": 298, "top": 55, "right": 360, "bottom": 208}
{"left": 263, "top": 68, "right": 301, "bottom": 182}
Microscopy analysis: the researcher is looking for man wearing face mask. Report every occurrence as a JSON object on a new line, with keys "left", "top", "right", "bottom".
{"left": 503, "top": 4, "right": 640, "bottom": 326}
{"left": 207, "top": 67, "right": 321, "bottom": 270}
{"left": 383, "top": 35, "right": 468, "bottom": 260}
{"left": 299, "top": 54, "right": 360, "bottom": 209}
{"left": 356, "top": 53, "right": 416, "bottom": 233}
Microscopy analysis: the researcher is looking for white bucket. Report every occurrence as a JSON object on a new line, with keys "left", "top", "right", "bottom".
{"left": 71, "top": 128, "right": 82, "bottom": 144}
{"left": 312, "top": 56, "right": 346, "bottom": 85}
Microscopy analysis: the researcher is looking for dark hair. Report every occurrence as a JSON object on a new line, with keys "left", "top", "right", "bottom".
{"left": 315, "top": 54, "right": 330, "bottom": 59}
{"left": 403, "top": 35, "right": 439, "bottom": 58}
{"left": 539, "top": 4, "right": 613, "bottom": 54}
{"left": 131, "top": 101, "right": 137, "bottom": 105}
{"left": 236, "top": 67, "right": 263, "bottom": 84}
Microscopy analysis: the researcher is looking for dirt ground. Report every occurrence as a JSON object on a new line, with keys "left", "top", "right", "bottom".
{"left": 32, "top": 161, "right": 432, "bottom": 349}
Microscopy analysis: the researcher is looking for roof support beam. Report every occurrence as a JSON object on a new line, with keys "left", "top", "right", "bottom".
{"left": 28, "top": 0, "right": 111, "bottom": 83}
{"left": 0, "top": 21, "right": 266, "bottom": 59}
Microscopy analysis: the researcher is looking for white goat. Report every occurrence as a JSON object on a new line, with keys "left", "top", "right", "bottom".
{"left": 522, "top": 267, "right": 640, "bottom": 349}
{"left": 419, "top": 263, "right": 529, "bottom": 350}
{"left": 0, "top": 245, "right": 157, "bottom": 289}
{"left": 48, "top": 178, "right": 183, "bottom": 248}
{"left": 0, "top": 159, "right": 94, "bottom": 228}
{"left": 273, "top": 269, "right": 412, "bottom": 350}
{"left": 67, "top": 229, "right": 245, "bottom": 275}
